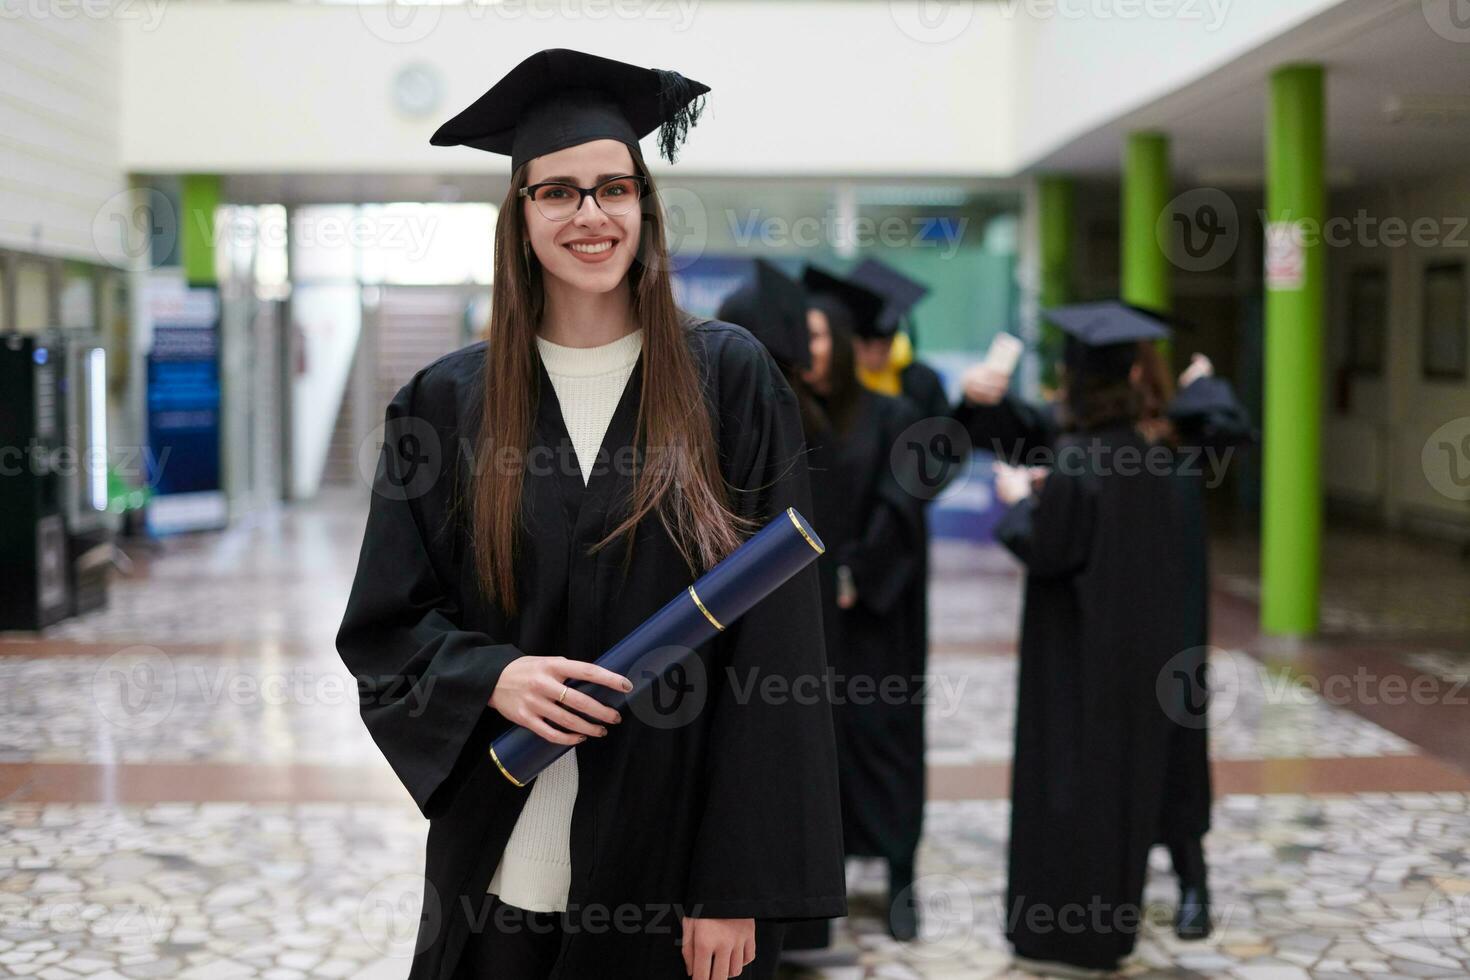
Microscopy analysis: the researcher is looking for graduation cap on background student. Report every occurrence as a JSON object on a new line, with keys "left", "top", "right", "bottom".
{"left": 801, "top": 265, "right": 886, "bottom": 338}
{"left": 1045, "top": 300, "right": 1173, "bottom": 379}
{"left": 429, "top": 48, "right": 710, "bottom": 171}
{"left": 1043, "top": 300, "right": 1174, "bottom": 346}
{"left": 849, "top": 258, "right": 931, "bottom": 339}
{"left": 716, "top": 260, "right": 812, "bottom": 372}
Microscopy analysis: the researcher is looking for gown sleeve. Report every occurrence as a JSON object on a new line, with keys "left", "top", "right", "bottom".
{"left": 901, "top": 361, "right": 968, "bottom": 496}
{"left": 996, "top": 467, "right": 1096, "bottom": 579}
{"left": 683, "top": 335, "right": 848, "bottom": 921}
{"left": 953, "top": 391, "right": 1059, "bottom": 464}
{"left": 1166, "top": 376, "right": 1256, "bottom": 451}
{"left": 839, "top": 398, "right": 926, "bottom": 616}
{"left": 335, "top": 367, "right": 527, "bottom": 821}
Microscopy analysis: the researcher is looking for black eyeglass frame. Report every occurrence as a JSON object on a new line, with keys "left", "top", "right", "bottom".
{"left": 518, "top": 174, "right": 649, "bottom": 220}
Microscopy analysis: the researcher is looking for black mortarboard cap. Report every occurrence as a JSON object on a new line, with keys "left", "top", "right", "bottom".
{"left": 429, "top": 49, "right": 710, "bottom": 172}
{"left": 801, "top": 265, "right": 885, "bottom": 338}
{"left": 716, "top": 260, "right": 811, "bottom": 372}
{"left": 1043, "top": 300, "right": 1173, "bottom": 346}
{"left": 850, "top": 258, "right": 930, "bottom": 337}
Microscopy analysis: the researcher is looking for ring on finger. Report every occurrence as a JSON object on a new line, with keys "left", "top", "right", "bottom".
{"left": 557, "top": 684, "right": 569, "bottom": 705}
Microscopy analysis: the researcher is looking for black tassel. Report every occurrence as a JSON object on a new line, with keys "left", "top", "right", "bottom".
{"left": 653, "top": 69, "right": 706, "bottom": 164}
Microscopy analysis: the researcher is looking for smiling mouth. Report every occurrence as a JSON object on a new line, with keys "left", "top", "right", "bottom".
{"left": 565, "top": 239, "right": 616, "bottom": 255}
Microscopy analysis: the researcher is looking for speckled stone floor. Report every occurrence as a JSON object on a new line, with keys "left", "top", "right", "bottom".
{"left": 2, "top": 492, "right": 1468, "bottom": 979}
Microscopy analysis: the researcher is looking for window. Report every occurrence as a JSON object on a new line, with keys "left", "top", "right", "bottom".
{"left": 1422, "top": 261, "right": 1467, "bottom": 380}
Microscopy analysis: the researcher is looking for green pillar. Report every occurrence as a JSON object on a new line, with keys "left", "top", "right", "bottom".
{"left": 1037, "top": 175, "right": 1073, "bottom": 383}
{"left": 180, "top": 174, "right": 221, "bottom": 286}
{"left": 1122, "top": 132, "right": 1171, "bottom": 315}
{"left": 1261, "top": 65, "right": 1325, "bottom": 637}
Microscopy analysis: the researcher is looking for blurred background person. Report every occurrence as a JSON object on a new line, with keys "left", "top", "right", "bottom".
{"left": 986, "top": 308, "right": 1195, "bottom": 974}
{"left": 720, "top": 263, "right": 929, "bottom": 946}
{"left": 955, "top": 302, "right": 1253, "bottom": 940}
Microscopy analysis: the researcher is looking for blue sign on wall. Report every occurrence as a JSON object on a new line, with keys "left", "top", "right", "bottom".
{"left": 145, "top": 283, "right": 226, "bottom": 534}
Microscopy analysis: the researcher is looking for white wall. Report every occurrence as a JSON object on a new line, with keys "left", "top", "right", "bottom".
{"left": 1326, "top": 171, "right": 1470, "bottom": 531}
{"left": 1008, "top": 0, "right": 1349, "bottom": 169}
{"left": 1, "top": 11, "right": 132, "bottom": 264}
{"left": 118, "top": 1, "right": 1017, "bottom": 178}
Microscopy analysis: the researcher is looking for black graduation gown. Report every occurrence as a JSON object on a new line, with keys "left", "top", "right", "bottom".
{"left": 898, "top": 359, "right": 951, "bottom": 428}
{"left": 808, "top": 391, "right": 928, "bottom": 865}
{"left": 783, "top": 390, "right": 926, "bottom": 953}
{"left": 335, "top": 319, "right": 847, "bottom": 980}
{"left": 1157, "top": 377, "right": 1255, "bottom": 841}
{"left": 993, "top": 425, "right": 1194, "bottom": 970}
{"left": 953, "top": 376, "right": 1253, "bottom": 844}
{"left": 894, "top": 358, "right": 958, "bottom": 673}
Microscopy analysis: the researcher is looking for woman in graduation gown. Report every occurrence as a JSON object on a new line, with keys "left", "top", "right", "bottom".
{"left": 986, "top": 324, "right": 1196, "bottom": 973}
{"left": 953, "top": 306, "right": 1254, "bottom": 941}
{"left": 335, "top": 51, "right": 846, "bottom": 980}
{"left": 721, "top": 264, "right": 928, "bottom": 944}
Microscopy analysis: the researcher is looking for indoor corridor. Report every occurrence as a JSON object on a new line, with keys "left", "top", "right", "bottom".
{"left": 3, "top": 496, "right": 1468, "bottom": 979}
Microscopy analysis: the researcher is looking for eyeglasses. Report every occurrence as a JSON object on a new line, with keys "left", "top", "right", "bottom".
{"left": 519, "top": 174, "right": 648, "bottom": 221}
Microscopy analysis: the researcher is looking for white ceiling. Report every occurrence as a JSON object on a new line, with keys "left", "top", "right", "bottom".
{"left": 1026, "top": 0, "right": 1470, "bottom": 186}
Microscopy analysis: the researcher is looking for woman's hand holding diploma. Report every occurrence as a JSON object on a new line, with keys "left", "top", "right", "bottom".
{"left": 488, "top": 656, "right": 631, "bottom": 745}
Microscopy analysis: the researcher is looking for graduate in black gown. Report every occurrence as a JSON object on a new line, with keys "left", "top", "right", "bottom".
{"left": 954, "top": 302, "right": 1255, "bottom": 942}
{"left": 983, "top": 310, "right": 1197, "bottom": 973}
{"left": 719, "top": 263, "right": 928, "bottom": 944}
{"left": 848, "top": 259, "right": 953, "bottom": 427}
{"left": 336, "top": 51, "right": 845, "bottom": 980}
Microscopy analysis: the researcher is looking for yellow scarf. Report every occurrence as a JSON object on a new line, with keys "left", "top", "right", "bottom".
{"left": 858, "top": 332, "right": 913, "bottom": 396}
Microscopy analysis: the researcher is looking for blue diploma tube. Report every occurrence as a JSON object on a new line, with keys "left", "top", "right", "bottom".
{"left": 488, "top": 506, "right": 825, "bottom": 786}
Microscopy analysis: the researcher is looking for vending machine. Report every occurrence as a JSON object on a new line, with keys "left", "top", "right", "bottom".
{"left": 0, "top": 334, "right": 71, "bottom": 629}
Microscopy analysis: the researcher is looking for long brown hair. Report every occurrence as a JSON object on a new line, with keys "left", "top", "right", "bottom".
{"left": 1133, "top": 340, "right": 1179, "bottom": 445}
{"left": 801, "top": 294, "right": 862, "bottom": 437}
{"left": 471, "top": 151, "right": 747, "bottom": 614}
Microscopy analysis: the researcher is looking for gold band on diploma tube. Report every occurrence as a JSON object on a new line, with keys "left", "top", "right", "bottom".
{"left": 489, "top": 746, "right": 526, "bottom": 787}
{"left": 688, "top": 585, "right": 725, "bottom": 631}
{"left": 787, "top": 507, "right": 825, "bottom": 554}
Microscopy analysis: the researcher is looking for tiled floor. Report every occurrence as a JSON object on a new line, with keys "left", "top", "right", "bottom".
{"left": 2, "top": 491, "right": 1469, "bottom": 979}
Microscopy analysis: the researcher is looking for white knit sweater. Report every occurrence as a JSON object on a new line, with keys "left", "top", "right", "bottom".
{"left": 487, "top": 326, "right": 643, "bottom": 913}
